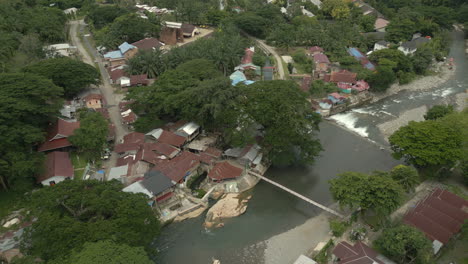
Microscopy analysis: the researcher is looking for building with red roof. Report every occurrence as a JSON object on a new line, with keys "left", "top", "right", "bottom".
{"left": 108, "top": 67, "right": 130, "bottom": 87}
{"left": 308, "top": 46, "right": 324, "bottom": 55}
{"left": 332, "top": 241, "right": 385, "bottom": 264}
{"left": 83, "top": 93, "right": 103, "bottom": 109}
{"left": 208, "top": 161, "right": 244, "bottom": 182}
{"left": 123, "top": 132, "right": 146, "bottom": 145}
{"left": 403, "top": 188, "right": 468, "bottom": 254}
{"left": 37, "top": 151, "right": 74, "bottom": 186}
{"left": 326, "top": 70, "right": 357, "bottom": 85}
{"left": 241, "top": 48, "right": 254, "bottom": 64}
{"left": 152, "top": 151, "right": 200, "bottom": 183}
{"left": 313, "top": 53, "right": 330, "bottom": 73}
{"left": 38, "top": 118, "right": 80, "bottom": 152}
{"left": 131, "top": 38, "right": 163, "bottom": 51}
{"left": 146, "top": 128, "right": 186, "bottom": 147}
{"left": 130, "top": 74, "right": 150, "bottom": 86}
{"left": 301, "top": 75, "right": 312, "bottom": 92}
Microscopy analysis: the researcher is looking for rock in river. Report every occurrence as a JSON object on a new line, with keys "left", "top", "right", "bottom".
{"left": 204, "top": 193, "right": 251, "bottom": 228}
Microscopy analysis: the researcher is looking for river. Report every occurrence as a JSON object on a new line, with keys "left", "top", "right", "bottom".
{"left": 155, "top": 30, "right": 466, "bottom": 264}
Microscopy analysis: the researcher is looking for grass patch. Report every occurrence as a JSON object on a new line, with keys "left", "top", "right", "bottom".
{"left": 437, "top": 221, "right": 468, "bottom": 264}
{"left": 71, "top": 152, "right": 88, "bottom": 180}
{"left": 313, "top": 239, "right": 334, "bottom": 264}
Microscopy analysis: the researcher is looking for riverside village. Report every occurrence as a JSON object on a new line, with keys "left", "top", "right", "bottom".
{"left": 0, "top": 0, "right": 467, "bottom": 263}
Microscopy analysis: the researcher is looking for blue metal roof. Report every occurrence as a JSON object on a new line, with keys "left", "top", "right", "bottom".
{"left": 119, "top": 42, "right": 136, "bottom": 54}
{"left": 230, "top": 70, "right": 247, "bottom": 85}
{"left": 104, "top": 50, "right": 124, "bottom": 59}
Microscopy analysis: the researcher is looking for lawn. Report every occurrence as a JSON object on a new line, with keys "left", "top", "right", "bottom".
{"left": 70, "top": 152, "right": 88, "bottom": 180}
{"left": 0, "top": 191, "right": 22, "bottom": 220}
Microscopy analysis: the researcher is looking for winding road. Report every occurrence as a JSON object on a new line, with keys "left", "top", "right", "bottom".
{"left": 69, "top": 20, "right": 128, "bottom": 174}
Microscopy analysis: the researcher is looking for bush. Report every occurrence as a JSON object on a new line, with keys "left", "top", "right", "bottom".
{"left": 330, "top": 220, "right": 348, "bottom": 237}
{"left": 292, "top": 50, "right": 308, "bottom": 64}
{"left": 398, "top": 71, "right": 416, "bottom": 85}
{"left": 313, "top": 239, "right": 334, "bottom": 264}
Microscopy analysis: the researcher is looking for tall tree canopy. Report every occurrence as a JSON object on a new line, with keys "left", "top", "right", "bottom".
{"left": 389, "top": 119, "right": 463, "bottom": 168}
{"left": 51, "top": 241, "right": 153, "bottom": 264}
{"left": 424, "top": 104, "right": 454, "bottom": 120}
{"left": 236, "top": 80, "right": 322, "bottom": 166}
{"left": 329, "top": 171, "right": 404, "bottom": 215}
{"left": 69, "top": 111, "right": 109, "bottom": 162}
{"left": 389, "top": 165, "right": 420, "bottom": 192}
{"left": 374, "top": 225, "right": 433, "bottom": 264}
{"left": 0, "top": 73, "right": 63, "bottom": 190}
{"left": 86, "top": 5, "right": 130, "bottom": 30}
{"left": 23, "top": 57, "right": 100, "bottom": 98}
{"left": 20, "top": 180, "right": 160, "bottom": 261}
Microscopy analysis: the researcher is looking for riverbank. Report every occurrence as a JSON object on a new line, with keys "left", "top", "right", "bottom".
{"left": 377, "top": 106, "right": 427, "bottom": 141}
{"left": 372, "top": 61, "right": 455, "bottom": 103}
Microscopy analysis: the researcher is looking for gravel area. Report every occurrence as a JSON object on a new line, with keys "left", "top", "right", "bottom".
{"left": 372, "top": 63, "right": 455, "bottom": 103}
{"left": 377, "top": 106, "right": 428, "bottom": 141}
{"left": 455, "top": 91, "right": 468, "bottom": 111}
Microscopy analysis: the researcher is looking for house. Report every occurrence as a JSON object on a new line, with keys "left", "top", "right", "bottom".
{"left": 293, "top": 255, "right": 317, "bottom": 264}
{"left": 175, "top": 122, "right": 200, "bottom": 142}
{"left": 374, "top": 18, "right": 389, "bottom": 32}
{"left": 83, "top": 93, "right": 103, "bottom": 109}
{"left": 108, "top": 66, "right": 130, "bottom": 87}
{"left": 301, "top": 75, "right": 312, "bottom": 92}
{"left": 328, "top": 92, "right": 346, "bottom": 104}
{"left": 45, "top": 43, "right": 77, "bottom": 57}
{"left": 152, "top": 151, "right": 200, "bottom": 184}
{"left": 325, "top": 70, "right": 357, "bottom": 85}
{"left": 108, "top": 164, "right": 129, "bottom": 182}
{"left": 130, "top": 74, "right": 151, "bottom": 87}
{"left": 160, "top": 22, "right": 184, "bottom": 45}
{"left": 241, "top": 47, "right": 255, "bottom": 64}
{"left": 230, "top": 70, "right": 249, "bottom": 85}
{"left": 148, "top": 142, "right": 180, "bottom": 159}
{"left": 398, "top": 36, "right": 431, "bottom": 55}
{"left": 208, "top": 161, "right": 244, "bottom": 182}
{"left": 313, "top": 53, "right": 330, "bottom": 72}
{"left": 123, "top": 170, "right": 177, "bottom": 206}
{"left": 103, "top": 42, "right": 138, "bottom": 67}
{"left": 224, "top": 144, "right": 262, "bottom": 167}
{"left": 234, "top": 63, "right": 262, "bottom": 76}
{"left": 352, "top": 80, "right": 370, "bottom": 92}
{"left": 332, "top": 241, "right": 390, "bottom": 264}
{"left": 373, "top": 40, "right": 390, "bottom": 52}
{"left": 121, "top": 109, "right": 137, "bottom": 125}
{"left": 114, "top": 142, "right": 140, "bottom": 155}
{"left": 181, "top": 24, "right": 198, "bottom": 38}
{"left": 38, "top": 118, "right": 80, "bottom": 152}
{"left": 146, "top": 128, "right": 186, "bottom": 147}
{"left": 131, "top": 38, "right": 163, "bottom": 51}
{"left": 307, "top": 46, "right": 324, "bottom": 56}
{"left": 60, "top": 100, "right": 79, "bottom": 119}
{"left": 123, "top": 132, "right": 146, "bottom": 145}
{"left": 37, "top": 151, "right": 74, "bottom": 186}
{"left": 347, "top": 47, "right": 376, "bottom": 71}
{"left": 263, "top": 60, "right": 275, "bottom": 81}
{"left": 403, "top": 188, "right": 468, "bottom": 254}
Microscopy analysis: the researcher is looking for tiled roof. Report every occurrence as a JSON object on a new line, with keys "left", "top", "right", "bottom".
{"left": 313, "top": 53, "right": 330, "bottom": 64}
{"left": 204, "top": 147, "right": 223, "bottom": 158}
{"left": 109, "top": 68, "right": 128, "bottom": 82}
{"left": 38, "top": 138, "right": 72, "bottom": 152}
{"left": 153, "top": 151, "right": 200, "bottom": 182}
{"left": 145, "top": 142, "right": 180, "bottom": 158}
{"left": 208, "top": 161, "right": 244, "bottom": 181}
{"left": 309, "top": 46, "right": 324, "bottom": 53}
{"left": 123, "top": 132, "right": 145, "bottom": 144}
{"left": 329, "top": 70, "right": 357, "bottom": 83}
{"left": 403, "top": 188, "right": 468, "bottom": 244}
{"left": 114, "top": 142, "right": 140, "bottom": 153}
{"left": 83, "top": 93, "right": 102, "bottom": 101}
{"left": 130, "top": 74, "right": 149, "bottom": 86}
{"left": 158, "top": 130, "right": 186, "bottom": 147}
{"left": 332, "top": 241, "right": 384, "bottom": 264}
{"left": 131, "top": 38, "right": 162, "bottom": 51}
{"left": 37, "top": 151, "right": 73, "bottom": 183}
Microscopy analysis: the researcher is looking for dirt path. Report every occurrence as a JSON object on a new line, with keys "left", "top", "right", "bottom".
{"left": 69, "top": 20, "right": 128, "bottom": 175}
{"left": 251, "top": 37, "right": 286, "bottom": 80}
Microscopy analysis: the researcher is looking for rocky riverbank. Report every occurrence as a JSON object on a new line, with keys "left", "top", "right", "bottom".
{"left": 204, "top": 193, "right": 252, "bottom": 229}
{"left": 372, "top": 61, "right": 455, "bottom": 103}
{"left": 377, "top": 106, "right": 428, "bottom": 141}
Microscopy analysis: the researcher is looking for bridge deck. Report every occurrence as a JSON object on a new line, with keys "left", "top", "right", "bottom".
{"left": 249, "top": 172, "right": 344, "bottom": 218}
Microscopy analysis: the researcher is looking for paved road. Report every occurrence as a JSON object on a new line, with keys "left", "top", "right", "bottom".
{"left": 252, "top": 38, "right": 286, "bottom": 80}
{"left": 69, "top": 20, "right": 128, "bottom": 174}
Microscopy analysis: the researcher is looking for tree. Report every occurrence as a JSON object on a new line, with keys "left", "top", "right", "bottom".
{"left": 389, "top": 120, "right": 463, "bottom": 167}
{"left": 359, "top": 15, "right": 377, "bottom": 32}
{"left": 369, "top": 49, "right": 413, "bottom": 73}
{"left": 266, "top": 23, "right": 296, "bottom": 50}
{"left": 329, "top": 171, "right": 404, "bottom": 215}
{"left": 0, "top": 73, "right": 63, "bottom": 190}
{"left": 96, "top": 13, "right": 160, "bottom": 49}
{"left": 385, "top": 19, "right": 417, "bottom": 43}
{"left": 321, "top": 0, "right": 351, "bottom": 20}
{"left": 411, "top": 46, "right": 434, "bottom": 75}
{"left": 368, "top": 66, "right": 397, "bottom": 92}
{"left": 374, "top": 225, "right": 433, "bottom": 264}
{"left": 69, "top": 111, "right": 108, "bottom": 162}
{"left": 424, "top": 104, "right": 454, "bottom": 120}
{"left": 23, "top": 57, "right": 100, "bottom": 98}
{"left": 390, "top": 165, "right": 419, "bottom": 192}
{"left": 205, "top": 9, "right": 228, "bottom": 25}
{"left": 86, "top": 5, "right": 129, "bottom": 30}
{"left": 54, "top": 241, "right": 153, "bottom": 264}
{"left": 234, "top": 13, "right": 269, "bottom": 38}
{"left": 20, "top": 180, "right": 160, "bottom": 261}
{"left": 237, "top": 80, "right": 322, "bottom": 166}
{"left": 127, "top": 49, "right": 166, "bottom": 79}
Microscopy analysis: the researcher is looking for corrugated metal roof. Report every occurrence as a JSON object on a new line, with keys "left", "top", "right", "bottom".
{"left": 104, "top": 50, "right": 124, "bottom": 59}
{"left": 118, "top": 42, "right": 136, "bottom": 54}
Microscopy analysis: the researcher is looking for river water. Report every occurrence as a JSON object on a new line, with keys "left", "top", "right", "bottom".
{"left": 155, "top": 31, "right": 466, "bottom": 264}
